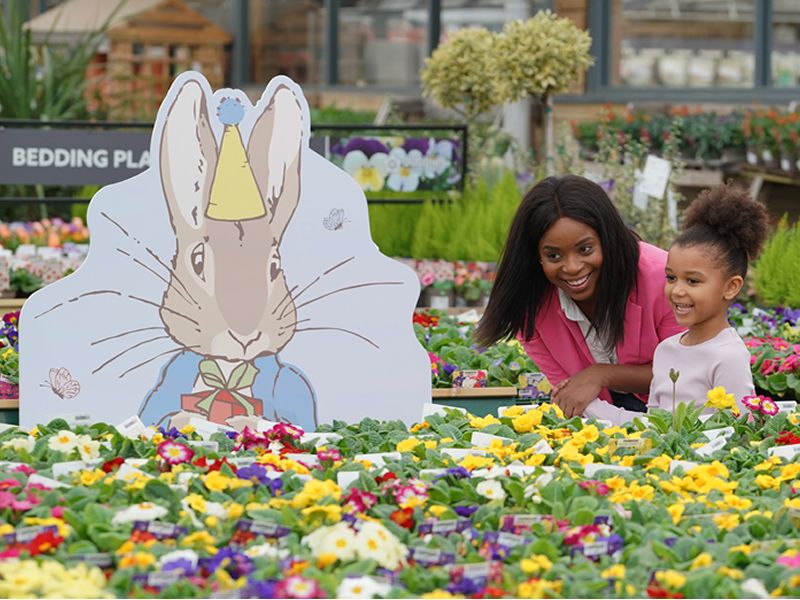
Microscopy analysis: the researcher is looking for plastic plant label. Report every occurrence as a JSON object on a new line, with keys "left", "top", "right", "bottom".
{"left": 776, "top": 401, "right": 797, "bottom": 414}
{"left": 187, "top": 440, "right": 219, "bottom": 452}
{"left": 353, "top": 452, "right": 401, "bottom": 467}
{"left": 769, "top": 444, "right": 800, "bottom": 460}
{"left": 440, "top": 448, "right": 486, "bottom": 459}
{"left": 583, "top": 463, "right": 632, "bottom": 477}
{"left": 694, "top": 436, "right": 727, "bottom": 458}
{"left": 530, "top": 439, "right": 554, "bottom": 455}
{"left": 701, "top": 427, "right": 734, "bottom": 441}
{"left": 470, "top": 431, "right": 512, "bottom": 447}
{"left": 116, "top": 415, "right": 152, "bottom": 440}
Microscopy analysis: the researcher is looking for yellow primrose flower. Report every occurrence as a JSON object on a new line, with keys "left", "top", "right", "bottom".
{"left": 291, "top": 479, "right": 342, "bottom": 509}
{"left": 410, "top": 421, "right": 430, "bottom": 433}
{"left": 424, "top": 440, "right": 437, "bottom": 450}
{"left": 602, "top": 564, "right": 626, "bottom": 579}
{"left": 501, "top": 405, "right": 525, "bottom": 417}
{"left": 118, "top": 552, "right": 156, "bottom": 569}
{"left": 269, "top": 498, "right": 290, "bottom": 509}
{"left": 705, "top": 386, "right": 737, "bottom": 412}
{"left": 655, "top": 570, "right": 686, "bottom": 590}
{"left": 603, "top": 426, "right": 627, "bottom": 437}
{"left": 458, "top": 454, "right": 494, "bottom": 471}
{"left": 719, "top": 494, "right": 752, "bottom": 511}
{"left": 396, "top": 437, "right": 422, "bottom": 453}
{"left": 571, "top": 424, "right": 600, "bottom": 446}
{"left": 717, "top": 566, "right": 744, "bottom": 580}
{"left": 205, "top": 516, "right": 219, "bottom": 528}
{"left": 558, "top": 441, "right": 594, "bottom": 465}
{"left": 755, "top": 456, "right": 782, "bottom": 471}
{"left": 151, "top": 432, "right": 165, "bottom": 445}
{"left": 785, "top": 497, "right": 800, "bottom": 510}
{"left": 203, "top": 471, "right": 232, "bottom": 492}
{"left": 226, "top": 502, "right": 245, "bottom": 519}
{"left": 182, "top": 531, "right": 216, "bottom": 547}
{"left": 604, "top": 476, "right": 627, "bottom": 491}
{"left": 301, "top": 503, "right": 342, "bottom": 523}
{"left": 539, "top": 402, "right": 565, "bottom": 419}
{"left": 185, "top": 494, "right": 207, "bottom": 513}
{"left": 755, "top": 475, "right": 781, "bottom": 490}
{"left": 517, "top": 579, "right": 562, "bottom": 598}
{"left": 520, "top": 554, "right": 553, "bottom": 574}
{"left": 744, "top": 510, "right": 772, "bottom": 520}
{"left": 713, "top": 513, "right": 740, "bottom": 531}
{"left": 512, "top": 410, "right": 542, "bottom": 433}
{"left": 179, "top": 424, "right": 196, "bottom": 435}
{"left": 78, "top": 469, "right": 106, "bottom": 486}
{"left": 428, "top": 505, "right": 449, "bottom": 518}
{"left": 780, "top": 463, "right": 800, "bottom": 481}
{"left": 421, "top": 591, "right": 462, "bottom": 599}
{"left": 214, "top": 568, "right": 246, "bottom": 591}
{"left": 667, "top": 503, "right": 685, "bottom": 525}
{"left": 469, "top": 414, "right": 501, "bottom": 429}
{"left": 647, "top": 454, "right": 673, "bottom": 472}
{"left": 690, "top": 552, "right": 713, "bottom": 569}
{"left": 316, "top": 552, "right": 338, "bottom": 569}
{"left": 524, "top": 454, "right": 547, "bottom": 467}
{"left": 0, "top": 523, "right": 13, "bottom": 536}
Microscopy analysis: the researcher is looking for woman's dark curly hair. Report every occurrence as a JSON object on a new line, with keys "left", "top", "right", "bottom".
{"left": 475, "top": 175, "right": 640, "bottom": 349}
{"left": 674, "top": 183, "right": 769, "bottom": 277}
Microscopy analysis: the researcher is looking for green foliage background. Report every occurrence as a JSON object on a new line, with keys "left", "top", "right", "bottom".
{"left": 753, "top": 217, "right": 800, "bottom": 306}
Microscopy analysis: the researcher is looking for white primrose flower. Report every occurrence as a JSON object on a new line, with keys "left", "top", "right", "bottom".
{"left": 337, "top": 576, "right": 391, "bottom": 599}
{"left": 245, "top": 543, "right": 289, "bottom": 560}
{"left": 47, "top": 430, "right": 78, "bottom": 453}
{"left": 111, "top": 502, "right": 168, "bottom": 525}
{"left": 476, "top": 479, "right": 507, "bottom": 502}
{"left": 354, "top": 520, "right": 406, "bottom": 570}
{"left": 3, "top": 436, "right": 35, "bottom": 453}
{"left": 303, "top": 521, "right": 357, "bottom": 562}
{"left": 76, "top": 435, "right": 101, "bottom": 461}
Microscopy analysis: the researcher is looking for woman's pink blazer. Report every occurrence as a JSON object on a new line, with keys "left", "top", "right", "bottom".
{"left": 518, "top": 241, "right": 684, "bottom": 404}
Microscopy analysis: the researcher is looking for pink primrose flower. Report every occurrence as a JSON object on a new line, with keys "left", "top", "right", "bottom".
{"left": 157, "top": 440, "right": 195, "bottom": 466}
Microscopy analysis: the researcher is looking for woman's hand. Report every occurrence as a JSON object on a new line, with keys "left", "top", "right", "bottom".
{"left": 551, "top": 367, "right": 604, "bottom": 418}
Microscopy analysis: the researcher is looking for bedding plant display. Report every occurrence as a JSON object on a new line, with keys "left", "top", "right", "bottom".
{"left": 0, "top": 393, "right": 799, "bottom": 598}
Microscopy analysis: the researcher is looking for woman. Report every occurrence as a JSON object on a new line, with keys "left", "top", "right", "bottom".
{"left": 475, "top": 175, "right": 683, "bottom": 421}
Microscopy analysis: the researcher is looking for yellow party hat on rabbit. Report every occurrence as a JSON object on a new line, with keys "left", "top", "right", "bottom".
{"left": 207, "top": 98, "right": 266, "bottom": 221}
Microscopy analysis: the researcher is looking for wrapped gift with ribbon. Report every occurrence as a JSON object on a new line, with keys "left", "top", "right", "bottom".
{"left": 181, "top": 359, "right": 262, "bottom": 424}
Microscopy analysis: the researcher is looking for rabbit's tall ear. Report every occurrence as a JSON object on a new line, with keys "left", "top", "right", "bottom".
{"left": 248, "top": 85, "right": 303, "bottom": 241}
{"left": 160, "top": 80, "right": 218, "bottom": 231}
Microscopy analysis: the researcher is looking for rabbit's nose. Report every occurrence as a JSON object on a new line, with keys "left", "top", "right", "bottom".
{"left": 227, "top": 330, "right": 262, "bottom": 353}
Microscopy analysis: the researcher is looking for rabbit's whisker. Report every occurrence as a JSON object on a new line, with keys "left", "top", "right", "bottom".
{"left": 91, "top": 325, "right": 167, "bottom": 346}
{"left": 274, "top": 256, "right": 355, "bottom": 316}
{"left": 294, "top": 326, "right": 380, "bottom": 350}
{"left": 143, "top": 246, "right": 199, "bottom": 306}
{"left": 100, "top": 211, "right": 200, "bottom": 306}
{"left": 115, "top": 248, "right": 198, "bottom": 308}
{"left": 34, "top": 290, "right": 123, "bottom": 319}
{"left": 127, "top": 295, "right": 201, "bottom": 327}
{"left": 118, "top": 344, "right": 201, "bottom": 379}
{"left": 92, "top": 335, "right": 172, "bottom": 375}
{"left": 279, "top": 318, "right": 310, "bottom": 331}
{"left": 272, "top": 284, "right": 298, "bottom": 317}
{"left": 287, "top": 281, "right": 403, "bottom": 316}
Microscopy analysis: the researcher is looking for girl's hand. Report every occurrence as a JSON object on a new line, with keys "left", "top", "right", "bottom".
{"left": 551, "top": 367, "right": 603, "bottom": 418}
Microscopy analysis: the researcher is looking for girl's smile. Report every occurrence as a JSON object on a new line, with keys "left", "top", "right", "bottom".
{"left": 665, "top": 244, "right": 742, "bottom": 344}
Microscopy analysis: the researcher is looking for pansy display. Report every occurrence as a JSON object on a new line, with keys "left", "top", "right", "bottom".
{"left": 331, "top": 136, "right": 461, "bottom": 193}
{"left": 0, "top": 396, "right": 799, "bottom": 598}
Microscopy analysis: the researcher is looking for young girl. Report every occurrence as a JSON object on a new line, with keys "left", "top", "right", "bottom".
{"left": 646, "top": 183, "right": 769, "bottom": 415}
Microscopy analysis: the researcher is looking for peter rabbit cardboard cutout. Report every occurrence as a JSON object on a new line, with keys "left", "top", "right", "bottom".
{"left": 20, "top": 73, "right": 430, "bottom": 430}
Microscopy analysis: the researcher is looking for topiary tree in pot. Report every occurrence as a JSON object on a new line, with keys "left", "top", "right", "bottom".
{"left": 493, "top": 10, "right": 594, "bottom": 175}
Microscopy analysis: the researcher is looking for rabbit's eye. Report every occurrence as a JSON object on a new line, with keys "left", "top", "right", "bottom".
{"left": 191, "top": 243, "right": 205, "bottom": 280}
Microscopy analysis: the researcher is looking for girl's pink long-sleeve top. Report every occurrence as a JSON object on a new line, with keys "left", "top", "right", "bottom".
{"left": 518, "top": 241, "right": 684, "bottom": 405}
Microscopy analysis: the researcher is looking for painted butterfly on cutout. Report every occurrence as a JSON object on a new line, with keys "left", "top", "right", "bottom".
{"left": 323, "top": 208, "right": 349, "bottom": 231}
{"left": 41, "top": 367, "right": 81, "bottom": 399}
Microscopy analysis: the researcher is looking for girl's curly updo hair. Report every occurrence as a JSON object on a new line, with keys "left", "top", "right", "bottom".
{"left": 674, "top": 183, "right": 769, "bottom": 277}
